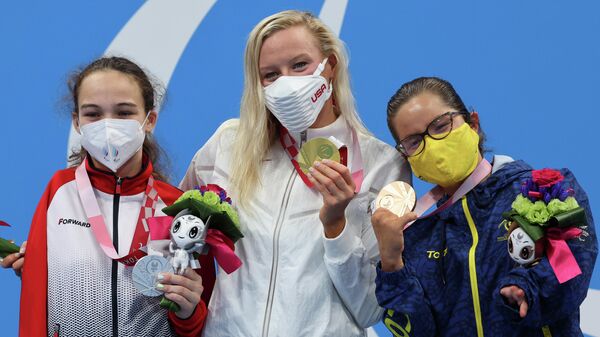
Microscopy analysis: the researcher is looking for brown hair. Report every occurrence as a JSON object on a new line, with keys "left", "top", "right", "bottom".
{"left": 386, "top": 76, "right": 487, "bottom": 154}
{"left": 67, "top": 56, "right": 171, "bottom": 182}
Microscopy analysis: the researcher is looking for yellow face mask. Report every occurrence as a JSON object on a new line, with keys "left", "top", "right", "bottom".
{"left": 407, "top": 123, "right": 480, "bottom": 188}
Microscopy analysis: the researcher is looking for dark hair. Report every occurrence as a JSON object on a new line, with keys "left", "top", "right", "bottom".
{"left": 386, "top": 76, "right": 487, "bottom": 154}
{"left": 67, "top": 56, "right": 171, "bottom": 182}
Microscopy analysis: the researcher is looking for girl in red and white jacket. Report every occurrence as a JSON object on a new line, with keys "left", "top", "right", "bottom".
{"left": 3, "top": 57, "right": 214, "bottom": 337}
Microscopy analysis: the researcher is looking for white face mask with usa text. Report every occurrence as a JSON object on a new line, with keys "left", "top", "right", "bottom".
{"left": 263, "top": 58, "right": 333, "bottom": 133}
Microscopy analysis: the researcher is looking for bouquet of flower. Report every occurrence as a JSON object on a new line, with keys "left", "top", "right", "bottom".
{"left": 503, "top": 169, "right": 588, "bottom": 283}
{"left": 145, "top": 184, "right": 243, "bottom": 312}
{"left": 162, "top": 184, "right": 243, "bottom": 242}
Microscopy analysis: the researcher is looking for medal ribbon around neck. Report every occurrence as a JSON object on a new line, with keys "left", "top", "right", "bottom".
{"left": 404, "top": 158, "right": 492, "bottom": 230}
{"left": 75, "top": 160, "right": 159, "bottom": 266}
{"left": 279, "top": 125, "right": 364, "bottom": 193}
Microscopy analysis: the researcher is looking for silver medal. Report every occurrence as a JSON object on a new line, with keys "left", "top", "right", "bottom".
{"left": 132, "top": 255, "right": 174, "bottom": 297}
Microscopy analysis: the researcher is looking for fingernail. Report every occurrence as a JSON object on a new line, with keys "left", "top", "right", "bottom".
{"left": 19, "top": 246, "right": 25, "bottom": 254}
{"left": 313, "top": 161, "right": 321, "bottom": 167}
{"left": 157, "top": 273, "right": 165, "bottom": 281}
{"left": 322, "top": 159, "right": 331, "bottom": 164}
{"left": 0, "top": 257, "right": 4, "bottom": 263}
{"left": 156, "top": 283, "right": 164, "bottom": 290}
{"left": 309, "top": 167, "right": 315, "bottom": 173}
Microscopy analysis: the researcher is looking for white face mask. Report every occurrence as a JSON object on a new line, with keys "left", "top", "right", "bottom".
{"left": 264, "top": 58, "right": 333, "bottom": 133}
{"left": 79, "top": 115, "right": 149, "bottom": 172}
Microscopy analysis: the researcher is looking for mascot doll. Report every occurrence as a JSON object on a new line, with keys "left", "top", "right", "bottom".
{"left": 132, "top": 184, "right": 243, "bottom": 311}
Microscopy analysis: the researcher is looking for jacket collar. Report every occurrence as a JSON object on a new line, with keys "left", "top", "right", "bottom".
{"left": 458, "top": 158, "right": 532, "bottom": 212}
{"left": 289, "top": 114, "right": 351, "bottom": 146}
{"left": 431, "top": 157, "right": 532, "bottom": 221}
{"left": 84, "top": 155, "right": 153, "bottom": 196}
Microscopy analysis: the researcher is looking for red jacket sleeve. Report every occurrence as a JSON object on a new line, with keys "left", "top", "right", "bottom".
{"left": 168, "top": 300, "right": 208, "bottom": 337}
{"left": 19, "top": 169, "right": 74, "bottom": 337}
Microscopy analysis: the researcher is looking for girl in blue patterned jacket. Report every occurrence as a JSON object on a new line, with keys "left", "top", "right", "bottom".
{"left": 371, "top": 77, "right": 597, "bottom": 336}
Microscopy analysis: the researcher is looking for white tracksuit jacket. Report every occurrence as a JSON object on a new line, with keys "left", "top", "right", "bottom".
{"left": 180, "top": 116, "right": 410, "bottom": 337}
{"left": 19, "top": 158, "right": 209, "bottom": 337}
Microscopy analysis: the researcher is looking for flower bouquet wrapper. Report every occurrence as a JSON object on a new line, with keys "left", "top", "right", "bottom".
{"left": 0, "top": 237, "right": 20, "bottom": 259}
{"left": 547, "top": 208, "right": 587, "bottom": 229}
{"left": 0, "top": 221, "right": 19, "bottom": 258}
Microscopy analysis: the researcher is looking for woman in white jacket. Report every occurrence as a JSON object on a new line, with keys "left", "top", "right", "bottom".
{"left": 180, "top": 10, "right": 410, "bottom": 336}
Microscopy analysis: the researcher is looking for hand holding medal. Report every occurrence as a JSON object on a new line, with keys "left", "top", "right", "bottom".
{"left": 371, "top": 182, "right": 418, "bottom": 272}
{"left": 303, "top": 137, "right": 355, "bottom": 238}
{"left": 278, "top": 124, "right": 365, "bottom": 238}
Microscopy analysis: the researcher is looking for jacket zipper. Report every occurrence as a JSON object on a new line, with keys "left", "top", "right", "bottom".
{"left": 440, "top": 223, "right": 447, "bottom": 285}
{"left": 111, "top": 177, "right": 123, "bottom": 337}
{"left": 461, "top": 196, "right": 484, "bottom": 337}
{"left": 261, "top": 169, "right": 297, "bottom": 337}
{"left": 300, "top": 130, "right": 307, "bottom": 146}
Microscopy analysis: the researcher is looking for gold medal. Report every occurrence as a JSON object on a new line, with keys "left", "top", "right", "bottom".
{"left": 297, "top": 137, "right": 341, "bottom": 174}
{"left": 375, "top": 181, "right": 416, "bottom": 217}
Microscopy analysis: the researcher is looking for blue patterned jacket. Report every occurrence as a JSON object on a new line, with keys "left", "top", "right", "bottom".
{"left": 375, "top": 159, "right": 597, "bottom": 337}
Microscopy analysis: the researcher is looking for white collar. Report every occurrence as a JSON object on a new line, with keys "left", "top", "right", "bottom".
{"left": 491, "top": 154, "right": 515, "bottom": 174}
{"left": 290, "top": 114, "right": 350, "bottom": 146}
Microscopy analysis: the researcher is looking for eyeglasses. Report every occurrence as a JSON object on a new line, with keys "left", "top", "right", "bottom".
{"left": 395, "top": 110, "right": 469, "bottom": 157}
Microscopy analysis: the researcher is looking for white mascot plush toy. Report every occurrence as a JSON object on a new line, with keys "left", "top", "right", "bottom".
{"left": 169, "top": 210, "right": 210, "bottom": 274}
{"left": 507, "top": 227, "right": 536, "bottom": 265}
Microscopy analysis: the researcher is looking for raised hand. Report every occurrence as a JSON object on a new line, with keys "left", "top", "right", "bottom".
{"left": 307, "top": 159, "right": 356, "bottom": 238}
{"left": 371, "top": 209, "right": 417, "bottom": 272}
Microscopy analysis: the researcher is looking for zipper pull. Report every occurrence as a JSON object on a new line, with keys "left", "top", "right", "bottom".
{"left": 53, "top": 323, "right": 61, "bottom": 337}
{"left": 116, "top": 177, "right": 123, "bottom": 194}
{"left": 300, "top": 130, "right": 307, "bottom": 146}
{"left": 441, "top": 248, "right": 448, "bottom": 285}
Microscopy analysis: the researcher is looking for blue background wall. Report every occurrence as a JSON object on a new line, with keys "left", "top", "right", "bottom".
{"left": 1, "top": 1, "right": 598, "bottom": 336}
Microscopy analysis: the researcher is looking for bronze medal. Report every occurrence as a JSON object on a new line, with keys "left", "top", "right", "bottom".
{"left": 375, "top": 181, "right": 416, "bottom": 217}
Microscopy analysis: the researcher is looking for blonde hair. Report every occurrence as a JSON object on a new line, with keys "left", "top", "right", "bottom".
{"left": 231, "top": 10, "right": 369, "bottom": 208}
